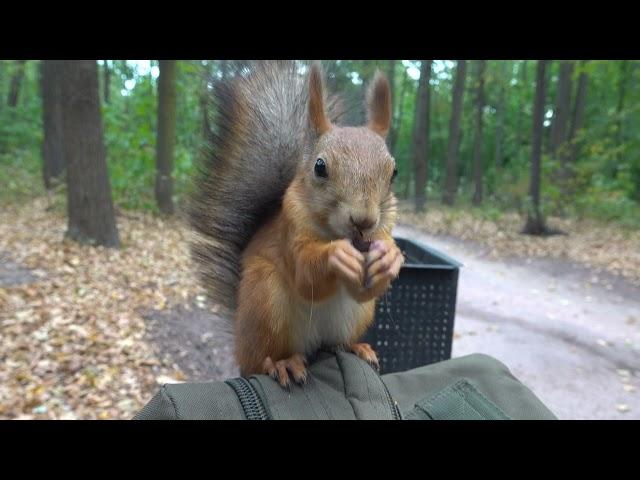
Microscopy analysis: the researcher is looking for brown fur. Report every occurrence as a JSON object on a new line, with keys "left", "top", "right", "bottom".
{"left": 189, "top": 61, "right": 403, "bottom": 380}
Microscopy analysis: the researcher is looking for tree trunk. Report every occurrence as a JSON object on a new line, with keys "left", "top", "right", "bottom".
{"left": 61, "top": 60, "right": 119, "bottom": 248}
{"left": 0, "top": 61, "right": 4, "bottom": 113}
{"left": 614, "top": 61, "right": 631, "bottom": 170}
{"left": 523, "top": 60, "right": 548, "bottom": 235}
{"left": 494, "top": 61, "right": 507, "bottom": 171}
{"left": 41, "top": 60, "right": 66, "bottom": 189}
{"left": 550, "top": 61, "right": 574, "bottom": 155}
{"left": 516, "top": 60, "right": 528, "bottom": 146}
{"left": 103, "top": 60, "right": 110, "bottom": 104}
{"left": 472, "top": 60, "right": 486, "bottom": 206}
{"left": 155, "top": 60, "right": 177, "bottom": 215}
{"left": 411, "top": 60, "right": 432, "bottom": 211}
{"left": 442, "top": 60, "right": 467, "bottom": 206}
{"left": 7, "top": 60, "right": 27, "bottom": 107}
{"left": 564, "top": 62, "right": 589, "bottom": 188}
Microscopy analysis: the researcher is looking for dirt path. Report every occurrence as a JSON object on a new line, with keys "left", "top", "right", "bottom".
{"left": 142, "top": 305, "right": 238, "bottom": 381}
{"left": 0, "top": 251, "right": 37, "bottom": 287}
{"left": 394, "top": 224, "right": 640, "bottom": 420}
{"left": 3, "top": 220, "right": 638, "bottom": 419}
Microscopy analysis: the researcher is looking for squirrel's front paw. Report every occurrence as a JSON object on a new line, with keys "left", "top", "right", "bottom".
{"left": 328, "top": 239, "right": 366, "bottom": 295}
{"left": 363, "top": 239, "right": 404, "bottom": 298}
{"left": 262, "top": 354, "right": 308, "bottom": 388}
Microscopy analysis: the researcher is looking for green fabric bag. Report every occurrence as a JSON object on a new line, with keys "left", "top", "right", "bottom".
{"left": 133, "top": 351, "right": 556, "bottom": 420}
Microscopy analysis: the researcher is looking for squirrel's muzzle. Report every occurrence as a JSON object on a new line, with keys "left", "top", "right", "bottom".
{"left": 349, "top": 214, "right": 378, "bottom": 252}
{"left": 351, "top": 230, "right": 372, "bottom": 253}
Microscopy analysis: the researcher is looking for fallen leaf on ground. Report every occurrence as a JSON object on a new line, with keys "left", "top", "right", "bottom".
{"left": 616, "top": 404, "right": 630, "bottom": 413}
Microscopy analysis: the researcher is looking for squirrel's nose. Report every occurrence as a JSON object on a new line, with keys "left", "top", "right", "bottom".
{"left": 350, "top": 215, "right": 376, "bottom": 233}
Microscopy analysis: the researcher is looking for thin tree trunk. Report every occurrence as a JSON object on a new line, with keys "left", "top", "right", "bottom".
{"left": 0, "top": 61, "right": 4, "bottom": 113}
{"left": 627, "top": 62, "right": 638, "bottom": 138}
{"left": 550, "top": 61, "right": 575, "bottom": 197}
{"left": 61, "top": 60, "right": 119, "bottom": 248}
{"left": 564, "top": 62, "right": 589, "bottom": 189}
{"left": 41, "top": 60, "right": 66, "bottom": 189}
{"left": 397, "top": 65, "right": 409, "bottom": 111}
{"left": 7, "top": 60, "right": 27, "bottom": 107}
{"left": 516, "top": 60, "right": 528, "bottom": 146}
{"left": 550, "top": 61, "right": 574, "bottom": 156}
{"left": 442, "top": 60, "right": 467, "bottom": 206}
{"left": 472, "top": 60, "right": 486, "bottom": 206}
{"left": 523, "top": 60, "right": 548, "bottom": 235}
{"left": 155, "top": 60, "right": 177, "bottom": 215}
{"left": 614, "top": 61, "right": 631, "bottom": 170}
{"left": 103, "top": 60, "right": 110, "bottom": 104}
{"left": 411, "top": 60, "right": 432, "bottom": 211}
{"left": 494, "top": 61, "right": 507, "bottom": 171}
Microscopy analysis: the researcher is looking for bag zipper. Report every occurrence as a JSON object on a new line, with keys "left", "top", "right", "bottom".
{"left": 227, "top": 360, "right": 401, "bottom": 420}
{"left": 379, "top": 374, "right": 402, "bottom": 420}
{"left": 225, "top": 377, "right": 270, "bottom": 420}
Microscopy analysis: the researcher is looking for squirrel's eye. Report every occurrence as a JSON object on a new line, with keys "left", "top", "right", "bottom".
{"left": 314, "top": 158, "right": 328, "bottom": 178}
{"left": 391, "top": 168, "right": 398, "bottom": 183}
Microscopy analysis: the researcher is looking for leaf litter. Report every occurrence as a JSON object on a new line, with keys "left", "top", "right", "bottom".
{"left": 0, "top": 198, "right": 211, "bottom": 419}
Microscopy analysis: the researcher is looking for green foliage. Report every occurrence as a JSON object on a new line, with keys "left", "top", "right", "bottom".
{"left": 0, "top": 60, "right": 208, "bottom": 212}
{"left": 0, "top": 61, "right": 44, "bottom": 204}
{"left": 102, "top": 63, "right": 157, "bottom": 210}
{"left": 393, "top": 59, "right": 639, "bottom": 228}
{"left": 0, "top": 59, "right": 638, "bottom": 230}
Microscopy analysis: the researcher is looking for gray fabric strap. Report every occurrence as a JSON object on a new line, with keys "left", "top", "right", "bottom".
{"left": 383, "top": 353, "right": 557, "bottom": 420}
{"left": 405, "top": 380, "right": 511, "bottom": 420}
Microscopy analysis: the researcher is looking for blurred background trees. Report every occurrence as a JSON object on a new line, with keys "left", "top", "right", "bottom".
{"left": 1, "top": 59, "right": 639, "bottom": 246}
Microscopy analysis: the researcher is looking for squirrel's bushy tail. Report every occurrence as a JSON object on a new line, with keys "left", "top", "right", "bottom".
{"left": 189, "top": 60, "right": 343, "bottom": 324}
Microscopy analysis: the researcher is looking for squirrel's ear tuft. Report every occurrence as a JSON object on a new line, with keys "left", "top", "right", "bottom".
{"left": 366, "top": 70, "right": 392, "bottom": 138}
{"left": 308, "top": 61, "right": 332, "bottom": 136}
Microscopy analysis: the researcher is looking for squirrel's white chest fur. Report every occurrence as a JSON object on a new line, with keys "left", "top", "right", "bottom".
{"left": 291, "top": 285, "right": 369, "bottom": 355}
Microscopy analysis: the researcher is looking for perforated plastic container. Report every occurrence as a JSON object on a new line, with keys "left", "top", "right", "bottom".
{"left": 362, "top": 236, "right": 462, "bottom": 374}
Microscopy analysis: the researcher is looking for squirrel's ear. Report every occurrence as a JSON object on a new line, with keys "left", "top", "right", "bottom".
{"left": 366, "top": 70, "right": 392, "bottom": 138}
{"left": 308, "top": 61, "right": 332, "bottom": 136}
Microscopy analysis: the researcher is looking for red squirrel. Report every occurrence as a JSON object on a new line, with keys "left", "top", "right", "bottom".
{"left": 189, "top": 61, "right": 404, "bottom": 386}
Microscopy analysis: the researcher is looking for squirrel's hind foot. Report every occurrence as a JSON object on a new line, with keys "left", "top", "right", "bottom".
{"left": 348, "top": 343, "right": 380, "bottom": 371}
{"left": 262, "top": 354, "right": 308, "bottom": 388}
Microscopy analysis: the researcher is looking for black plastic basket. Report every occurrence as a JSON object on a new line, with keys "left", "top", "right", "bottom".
{"left": 362, "top": 236, "right": 462, "bottom": 374}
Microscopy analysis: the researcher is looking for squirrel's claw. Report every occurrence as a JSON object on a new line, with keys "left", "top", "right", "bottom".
{"left": 348, "top": 343, "right": 380, "bottom": 371}
{"left": 262, "top": 354, "right": 308, "bottom": 389}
